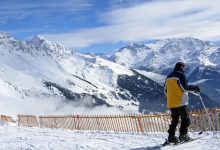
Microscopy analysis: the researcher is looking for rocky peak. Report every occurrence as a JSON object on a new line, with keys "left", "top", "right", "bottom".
{"left": 0, "top": 31, "right": 14, "bottom": 39}
{"left": 160, "top": 37, "right": 210, "bottom": 53}
{"left": 28, "top": 35, "right": 72, "bottom": 55}
{"left": 118, "top": 42, "right": 151, "bottom": 54}
{"left": 29, "top": 35, "right": 47, "bottom": 46}
{"left": 0, "top": 31, "right": 17, "bottom": 45}
{"left": 128, "top": 42, "right": 147, "bottom": 49}
{"left": 128, "top": 42, "right": 150, "bottom": 49}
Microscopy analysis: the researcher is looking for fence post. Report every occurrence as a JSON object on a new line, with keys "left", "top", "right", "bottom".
{"left": 206, "top": 108, "right": 211, "bottom": 131}
{"left": 114, "top": 114, "right": 119, "bottom": 132}
{"left": 164, "top": 113, "right": 169, "bottom": 132}
{"left": 155, "top": 114, "right": 161, "bottom": 132}
{"left": 124, "top": 114, "right": 129, "bottom": 132}
{"left": 72, "top": 115, "right": 76, "bottom": 130}
{"left": 137, "top": 115, "right": 144, "bottom": 133}
{"left": 189, "top": 110, "right": 193, "bottom": 132}
{"left": 211, "top": 109, "right": 215, "bottom": 131}
{"left": 202, "top": 109, "right": 206, "bottom": 131}
{"left": 39, "top": 116, "right": 41, "bottom": 128}
{"left": 17, "top": 115, "right": 20, "bottom": 126}
{"left": 148, "top": 114, "right": 153, "bottom": 132}
{"left": 215, "top": 108, "right": 219, "bottom": 131}
{"left": 194, "top": 109, "right": 199, "bottom": 131}
{"left": 159, "top": 114, "right": 164, "bottom": 132}
{"left": 77, "top": 115, "right": 80, "bottom": 130}
{"left": 198, "top": 109, "right": 202, "bottom": 132}
{"left": 96, "top": 115, "right": 100, "bottom": 130}
{"left": 142, "top": 115, "right": 147, "bottom": 132}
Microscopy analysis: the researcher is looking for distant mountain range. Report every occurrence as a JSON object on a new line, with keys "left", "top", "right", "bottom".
{"left": 108, "top": 37, "right": 220, "bottom": 105}
{"left": 0, "top": 32, "right": 219, "bottom": 115}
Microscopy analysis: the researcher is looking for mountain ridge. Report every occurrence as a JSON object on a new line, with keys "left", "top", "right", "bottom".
{"left": 0, "top": 32, "right": 219, "bottom": 116}
{"left": 108, "top": 37, "right": 220, "bottom": 105}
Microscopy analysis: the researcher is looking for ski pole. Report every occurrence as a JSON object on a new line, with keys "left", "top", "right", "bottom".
{"left": 198, "top": 94, "right": 215, "bottom": 131}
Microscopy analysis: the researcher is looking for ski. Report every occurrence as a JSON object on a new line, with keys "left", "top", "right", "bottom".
{"left": 162, "top": 132, "right": 203, "bottom": 147}
{"left": 145, "top": 137, "right": 202, "bottom": 150}
{"left": 162, "top": 137, "right": 202, "bottom": 148}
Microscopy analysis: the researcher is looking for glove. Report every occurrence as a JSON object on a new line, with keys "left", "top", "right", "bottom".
{"left": 194, "top": 85, "right": 200, "bottom": 93}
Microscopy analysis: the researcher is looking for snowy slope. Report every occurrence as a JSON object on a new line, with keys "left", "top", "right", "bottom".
{"left": 136, "top": 70, "right": 166, "bottom": 85}
{"left": 1, "top": 31, "right": 163, "bottom": 116}
{"left": 0, "top": 123, "right": 219, "bottom": 150}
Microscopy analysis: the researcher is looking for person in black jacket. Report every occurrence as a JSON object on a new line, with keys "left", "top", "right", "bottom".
{"left": 164, "top": 62, "right": 200, "bottom": 143}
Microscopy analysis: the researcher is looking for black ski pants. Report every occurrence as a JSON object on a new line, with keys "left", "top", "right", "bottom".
{"left": 168, "top": 105, "right": 190, "bottom": 137}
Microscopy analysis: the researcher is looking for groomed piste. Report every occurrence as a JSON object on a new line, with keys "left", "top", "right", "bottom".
{"left": 0, "top": 122, "right": 219, "bottom": 150}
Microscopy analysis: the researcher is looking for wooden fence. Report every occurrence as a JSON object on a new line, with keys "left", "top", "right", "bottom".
{"left": 189, "top": 108, "right": 219, "bottom": 131}
{"left": 0, "top": 115, "right": 14, "bottom": 123}
{"left": 17, "top": 115, "right": 39, "bottom": 127}
{"left": 14, "top": 108, "right": 220, "bottom": 133}
{"left": 1, "top": 108, "right": 219, "bottom": 132}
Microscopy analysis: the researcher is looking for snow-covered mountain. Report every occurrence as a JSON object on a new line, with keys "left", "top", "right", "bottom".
{"left": 109, "top": 43, "right": 152, "bottom": 68}
{"left": 109, "top": 37, "right": 220, "bottom": 105}
{"left": 111, "top": 37, "right": 219, "bottom": 71}
{"left": 0, "top": 31, "right": 172, "bottom": 116}
{"left": 0, "top": 32, "right": 218, "bottom": 116}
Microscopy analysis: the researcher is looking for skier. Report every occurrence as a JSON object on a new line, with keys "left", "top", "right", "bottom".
{"left": 164, "top": 62, "right": 200, "bottom": 144}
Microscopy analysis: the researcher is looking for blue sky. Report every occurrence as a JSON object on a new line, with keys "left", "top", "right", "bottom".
{"left": 1, "top": 0, "right": 220, "bottom": 54}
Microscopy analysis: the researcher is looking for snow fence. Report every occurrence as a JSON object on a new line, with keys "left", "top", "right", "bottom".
{"left": 2, "top": 108, "right": 220, "bottom": 133}
{"left": 0, "top": 115, "right": 14, "bottom": 123}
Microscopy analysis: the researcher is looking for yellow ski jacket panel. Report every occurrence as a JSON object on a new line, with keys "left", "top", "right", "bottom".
{"left": 164, "top": 70, "right": 190, "bottom": 108}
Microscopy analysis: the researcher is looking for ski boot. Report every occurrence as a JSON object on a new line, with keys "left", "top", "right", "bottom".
{"left": 168, "top": 136, "right": 179, "bottom": 144}
{"left": 179, "top": 134, "right": 192, "bottom": 142}
{"left": 163, "top": 136, "right": 179, "bottom": 146}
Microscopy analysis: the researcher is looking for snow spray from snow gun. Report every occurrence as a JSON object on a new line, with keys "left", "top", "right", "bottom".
{"left": 191, "top": 92, "right": 215, "bottom": 132}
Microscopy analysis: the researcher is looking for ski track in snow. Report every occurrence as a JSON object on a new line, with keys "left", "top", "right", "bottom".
{"left": 0, "top": 123, "right": 219, "bottom": 150}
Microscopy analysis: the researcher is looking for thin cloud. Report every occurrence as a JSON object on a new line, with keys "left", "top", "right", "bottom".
{"left": 0, "top": 18, "right": 7, "bottom": 24}
{"left": 0, "top": 0, "right": 92, "bottom": 11}
{"left": 0, "top": 0, "right": 92, "bottom": 21}
{"left": 44, "top": 0, "right": 220, "bottom": 49}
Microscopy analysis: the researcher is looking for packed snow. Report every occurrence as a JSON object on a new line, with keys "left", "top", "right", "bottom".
{"left": 0, "top": 123, "right": 219, "bottom": 150}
